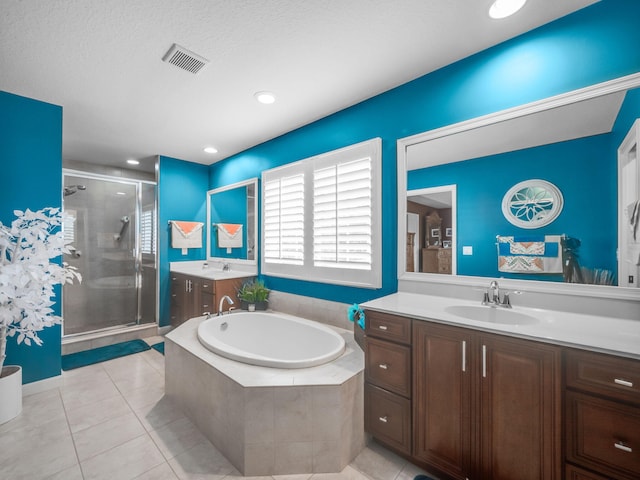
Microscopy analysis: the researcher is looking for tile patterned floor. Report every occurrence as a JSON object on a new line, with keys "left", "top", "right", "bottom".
{"left": 0, "top": 337, "right": 431, "bottom": 480}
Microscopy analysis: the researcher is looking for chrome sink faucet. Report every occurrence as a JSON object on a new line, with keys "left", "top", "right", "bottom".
{"left": 482, "top": 280, "right": 513, "bottom": 308}
{"left": 218, "top": 295, "right": 235, "bottom": 315}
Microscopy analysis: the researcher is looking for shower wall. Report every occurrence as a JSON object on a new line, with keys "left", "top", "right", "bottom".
{"left": 63, "top": 172, "right": 157, "bottom": 336}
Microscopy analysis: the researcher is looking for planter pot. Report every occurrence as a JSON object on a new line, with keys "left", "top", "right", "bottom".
{"left": 0, "top": 365, "right": 22, "bottom": 425}
{"left": 240, "top": 301, "right": 268, "bottom": 311}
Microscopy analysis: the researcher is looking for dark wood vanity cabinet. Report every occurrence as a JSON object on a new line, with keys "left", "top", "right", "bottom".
{"left": 170, "top": 273, "right": 245, "bottom": 326}
{"left": 565, "top": 349, "right": 640, "bottom": 480}
{"left": 364, "top": 311, "right": 412, "bottom": 455}
{"left": 364, "top": 310, "right": 562, "bottom": 480}
{"left": 412, "top": 321, "right": 562, "bottom": 480}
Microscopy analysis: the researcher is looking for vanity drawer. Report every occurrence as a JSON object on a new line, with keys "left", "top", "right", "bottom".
{"left": 365, "top": 310, "right": 411, "bottom": 345}
{"left": 565, "top": 464, "right": 610, "bottom": 480}
{"left": 366, "top": 337, "right": 411, "bottom": 397}
{"left": 565, "top": 349, "right": 640, "bottom": 404}
{"left": 365, "top": 384, "right": 411, "bottom": 455}
{"left": 200, "top": 280, "right": 215, "bottom": 294}
{"left": 566, "top": 391, "right": 640, "bottom": 479}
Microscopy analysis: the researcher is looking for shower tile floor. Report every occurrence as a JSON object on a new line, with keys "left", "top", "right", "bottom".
{"left": 0, "top": 336, "right": 434, "bottom": 480}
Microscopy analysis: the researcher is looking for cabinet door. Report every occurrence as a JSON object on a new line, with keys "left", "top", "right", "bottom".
{"left": 170, "top": 273, "right": 199, "bottom": 325}
{"left": 479, "top": 334, "right": 561, "bottom": 480}
{"left": 413, "top": 322, "right": 472, "bottom": 480}
{"left": 170, "top": 273, "right": 189, "bottom": 325}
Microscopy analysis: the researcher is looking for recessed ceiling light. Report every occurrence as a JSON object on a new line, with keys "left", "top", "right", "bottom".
{"left": 116, "top": 192, "right": 126, "bottom": 196}
{"left": 489, "top": 0, "right": 527, "bottom": 19}
{"left": 126, "top": 159, "right": 140, "bottom": 165}
{"left": 204, "top": 146, "right": 218, "bottom": 154}
{"left": 254, "top": 91, "right": 276, "bottom": 104}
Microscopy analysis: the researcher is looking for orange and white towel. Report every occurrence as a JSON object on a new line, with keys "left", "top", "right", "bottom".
{"left": 217, "top": 223, "right": 243, "bottom": 249}
{"left": 171, "top": 221, "right": 203, "bottom": 250}
{"left": 497, "top": 235, "right": 563, "bottom": 273}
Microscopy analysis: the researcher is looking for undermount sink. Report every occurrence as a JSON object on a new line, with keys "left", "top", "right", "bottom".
{"left": 444, "top": 305, "right": 539, "bottom": 325}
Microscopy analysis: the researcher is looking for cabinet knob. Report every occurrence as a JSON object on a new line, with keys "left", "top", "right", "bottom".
{"left": 378, "top": 364, "right": 389, "bottom": 370}
{"left": 614, "top": 378, "right": 634, "bottom": 388}
{"left": 378, "top": 325, "right": 388, "bottom": 331}
{"left": 378, "top": 416, "right": 388, "bottom": 423}
{"left": 614, "top": 441, "right": 632, "bottom": 453}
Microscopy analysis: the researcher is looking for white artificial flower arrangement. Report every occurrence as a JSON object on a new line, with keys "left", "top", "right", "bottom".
{"left": 0, "top": 207, "right": 81, "bottom": 371}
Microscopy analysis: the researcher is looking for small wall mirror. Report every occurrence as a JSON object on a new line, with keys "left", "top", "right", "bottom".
{"left": 206, "top": 178, "right": 258, "bottom": 264}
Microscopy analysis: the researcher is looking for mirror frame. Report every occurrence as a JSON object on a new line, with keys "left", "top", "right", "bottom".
{"left": 397, "top": 72, "right": 640, "bottom": 301}
{"left": 206, "top": 177, "right": 258, "bottom": 265}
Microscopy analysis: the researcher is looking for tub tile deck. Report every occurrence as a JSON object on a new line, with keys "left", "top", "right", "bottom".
{"left": 165, "top": 316, "right": 366, "bottom": 476}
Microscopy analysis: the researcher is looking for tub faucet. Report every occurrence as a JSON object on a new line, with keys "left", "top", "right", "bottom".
{"left": 218, "top": 295, "right": 234, "bottom": 315}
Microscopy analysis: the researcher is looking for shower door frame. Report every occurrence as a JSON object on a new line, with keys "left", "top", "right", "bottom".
{"left": 62, "top": 169, "right": 158, "bottom": 337}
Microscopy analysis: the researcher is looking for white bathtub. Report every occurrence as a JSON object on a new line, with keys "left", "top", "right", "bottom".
{"left": 197, "top": 311, "right": 346, "bottom": 368}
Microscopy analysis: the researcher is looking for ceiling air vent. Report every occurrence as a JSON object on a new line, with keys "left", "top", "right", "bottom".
{"left": 162, "top": 43, "right": 208, "bottom": 74}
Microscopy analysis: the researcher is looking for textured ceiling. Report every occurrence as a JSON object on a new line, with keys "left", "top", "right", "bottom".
{"left": 0, "top": 0, "right": 598, "bottom": 172}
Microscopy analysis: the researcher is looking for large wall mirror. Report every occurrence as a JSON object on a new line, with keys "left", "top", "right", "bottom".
{"left": 398, "top": 73, "right": 640, "bottom": 300}
{"left": 206, "top": 178, "right": 258, "bottom": 264}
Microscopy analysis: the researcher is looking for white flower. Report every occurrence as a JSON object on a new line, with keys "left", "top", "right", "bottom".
{"left": 0, "top": 208, "right": 81, "bottom": 351}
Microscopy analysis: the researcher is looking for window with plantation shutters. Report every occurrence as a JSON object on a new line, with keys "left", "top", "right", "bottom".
{"left": 63, "top": 210, "right": 77, "bottom": 246}
{"left": 313, "top": 158, "right": 372, "bottom": 270}
{"left": 261, "top": 138, "right": 381, "bottom": 288}
{"left": 141, "top": 208, "right": 156, "bottom": 255}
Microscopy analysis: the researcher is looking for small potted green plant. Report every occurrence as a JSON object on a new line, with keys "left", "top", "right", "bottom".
{"left": 237, "top": 279, "right": 270, "bottom": 311}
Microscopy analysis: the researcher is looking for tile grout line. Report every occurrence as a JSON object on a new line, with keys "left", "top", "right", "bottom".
{"left": 57, "top": 379, "right": 87, "bottom": 479}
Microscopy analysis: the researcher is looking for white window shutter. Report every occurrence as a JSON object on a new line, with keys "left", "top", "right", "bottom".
{"left": 313, "top": 157, "right": 372, "bottom": 270}
{"left": 141, "top": 209, "right": 156, "bottom": 254}
{"left": 264, "top": 173, "right": 305, "bottom": 265}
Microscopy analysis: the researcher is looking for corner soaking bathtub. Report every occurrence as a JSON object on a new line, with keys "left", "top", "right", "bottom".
{"left": 197, "top": 311, "right": 346, "bottom": 368}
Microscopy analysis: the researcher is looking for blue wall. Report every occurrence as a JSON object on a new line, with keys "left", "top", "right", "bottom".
{"left": 158, "top": 156, "right": 209, "bottom": 327}
{"left": 208, "top": 0, "right": 640, "bottom": 303}
{"left": 409, "top": 133, "right": 617, "bottom": 281}
{"left": 0, "top": 91, "right": 63, "bottom": 384}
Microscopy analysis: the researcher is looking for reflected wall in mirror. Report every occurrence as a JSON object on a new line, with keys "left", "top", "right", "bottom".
{"left": 407, "top": 185, "right": 456, "bottom": 275}
{"left": 207, "top": 178, "right": 258, "bottom": 263}
{"left": 398, "top": 73, "right": 640, "bottom": 290}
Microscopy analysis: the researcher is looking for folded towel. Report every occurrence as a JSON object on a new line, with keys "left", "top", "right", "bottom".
{"left": 497, "top": 238, "right": 559, "bottom": 257}
{"left": 497, "top": 235, "right": 563, "bottom": 273}
{"left": 171, "top": 221, "right": 203, "bottom": 250}
{"left": 217, "top": 223, "right": 243, "bottom": 249}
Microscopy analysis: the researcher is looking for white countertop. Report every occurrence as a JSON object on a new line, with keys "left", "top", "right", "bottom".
{"left": 361, "top": 292, "right": 640, "bottom": 360}
{"left": 170, "top": 260, "right": 256, "bottom": 281}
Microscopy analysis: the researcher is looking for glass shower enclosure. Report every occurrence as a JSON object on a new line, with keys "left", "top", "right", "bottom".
{"left": 62, "top": 172, "right": 157, "bottom": 336}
